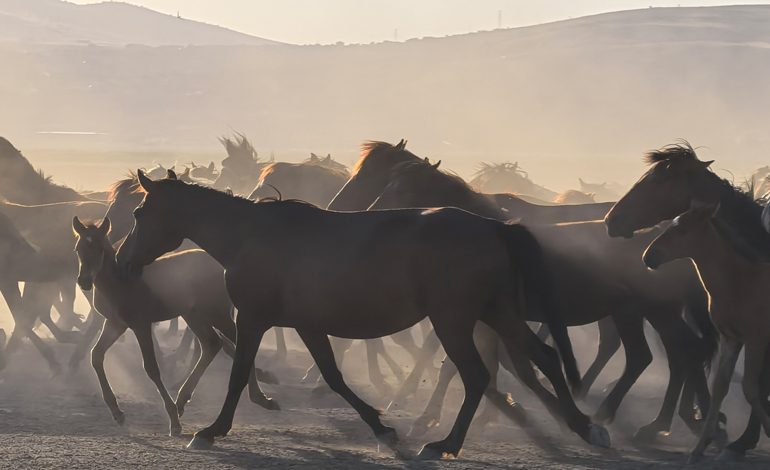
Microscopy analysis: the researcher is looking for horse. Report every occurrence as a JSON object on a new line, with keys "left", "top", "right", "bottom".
{"left": 604, "top": 141, "right": 770, "bottom": 461}
{"left": 367, "top": 157, "right": 717, "bottom": 441}
{"left": 248, "top": 160, "right": 349, "bottom": 208}
{"left": 213, "top": 133, "right": 270, "bottom": 195}
{"left": 0, "top": 199, "right": 108, "bottom": 371}
{"left": 578, "top": 178, "right": 623, "bottom": 203}
{"left": 72, "top": 217, "right": 278, "bottom": 435}
{"left": 101, "top": 172, "right": 280, "bottom": 383}
{"left": 643, "top": 202, "right": 770, "bottom": 464}
{"left": 469, "top": 161, "right": 558, "bottom": 202}
{"left": 116, "top": 170, "right": 609, "bottom": 458}
{"left": 189, "top": 161, "right": 218, "bottom": 181}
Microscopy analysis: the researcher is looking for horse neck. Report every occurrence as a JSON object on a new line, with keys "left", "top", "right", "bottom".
{"left": 174, "top": 195, "right": 255, "bottom": 268}
{"left": 705, "top": 172, "right": 770, "bottom": 258}
{"left": 687, "top": 226, "right": 754, "bottom": 297}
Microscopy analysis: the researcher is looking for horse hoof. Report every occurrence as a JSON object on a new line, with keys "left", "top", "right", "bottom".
{"left": 187, "top": 436, "right": 214, "bottom": 450}
{"left": 113, "top": 411, "right": 126, "bottom": 426}
{"left": 588, "top": 424, "right": 611, "bottom": 448}
{"left": 417, "top": 445, "right": 445, "bottom": 460}
{"left": 252, "top": 396, "right": 280, "bottom": 411}
{"left": 170, "top": 424, "right": 183, "bottom": 437}
{"left": 633, "top": 425, "right": 662, "bottom": 444}
{"left": 311, "top": 384, "right": 333, "bottom": 397}
{"left": 713, "top": 427, "right": 728, "bottom": 449}
{"left": 256, "top": 368, "right": 280, "bottom": 385}
{"left": 716, "top": 448, "right": 744, "bottom": 462}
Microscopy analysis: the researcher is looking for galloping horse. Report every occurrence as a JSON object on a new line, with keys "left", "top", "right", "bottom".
{"left": 368, "top": 157, "right": 716, "bottom": 441}
{"left": 116, "top": 170, "right": 609, "bottom": 458}
{"left": 643, "top": 203, "right": 770, "bottom": 464}
{"left": 72, "top": 217, "right": 277, "bottom": 436}
{"left": 605, "top": 142, "right": 770, "bottom": 461}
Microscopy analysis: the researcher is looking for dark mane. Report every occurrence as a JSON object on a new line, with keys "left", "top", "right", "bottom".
{"left": 219, "top": 133, "right": 259, "bottom": 163}
{"left": 352, "top": 140, "right": 411, "bottom": 176}
{"left": 472, "top": 161, "right": 528, "bottom": 180}
{"left": 163, "top": 179, "right": 318, "bottom": 209}
{"left": 643, "top": 140, "right": 698, "bottom": 165}
{"left": 388, "top": 160, "right": 504, "bottom": 219}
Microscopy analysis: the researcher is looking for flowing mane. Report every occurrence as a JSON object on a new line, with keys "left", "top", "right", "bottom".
{"left": 108, "top": 171, "right": 144, "bottom": 203}
{"left": 351, "top": 139, "right": 414, "bottom": 176}
{"left": 643, "top": 140, "right": 699, "bottom": 165}
{"left": 219, "top": 133, "right": 260, "bottom": 163}
{"left": 645, "top": 141, "right": 770, "bottom": 261}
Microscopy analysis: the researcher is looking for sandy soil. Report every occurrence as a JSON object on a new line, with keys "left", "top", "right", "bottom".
{"left": 1, "top": 325, "right": 769, "bottom": 470}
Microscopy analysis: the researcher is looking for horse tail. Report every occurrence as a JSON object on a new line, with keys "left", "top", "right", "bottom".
{"left": 500, "top": 221, "right": 581, "bottom": 392}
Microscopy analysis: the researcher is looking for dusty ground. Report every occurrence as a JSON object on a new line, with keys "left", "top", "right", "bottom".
{"left": 1, "top": 325, "right": 769, "bottom": 470}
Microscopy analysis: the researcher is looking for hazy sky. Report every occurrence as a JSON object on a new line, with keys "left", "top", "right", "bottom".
{"left": 69, "top": 1, "right": 770, "bottom": 44}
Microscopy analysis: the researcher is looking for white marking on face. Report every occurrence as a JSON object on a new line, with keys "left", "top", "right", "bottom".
{"left": 671, "top": 215, "right": 681, "bottom": 227}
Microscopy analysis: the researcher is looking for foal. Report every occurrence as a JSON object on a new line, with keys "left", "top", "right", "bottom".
{"left": 73, "top": 217, "right": 277, "bottom": 436}
{"left": 644, "top": 203, "right": 770, "bottom": 463}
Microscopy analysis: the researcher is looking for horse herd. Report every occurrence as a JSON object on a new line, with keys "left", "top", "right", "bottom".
{"left": 1, "top": 135, "right": 769, "bottom": 464}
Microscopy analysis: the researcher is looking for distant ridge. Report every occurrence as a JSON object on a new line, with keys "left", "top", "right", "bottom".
{"left": 0, "top": 0, "right": 279, "bottom": 46}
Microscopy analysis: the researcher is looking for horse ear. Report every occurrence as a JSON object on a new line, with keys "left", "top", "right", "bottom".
{"left": 432, "top": 160, "right": 442, "bottom": 169}
{"left": 208, "top": 161, "right": 215, "bottom": 170}
{"left": 579, "top": 177, "right": 585, "bottom": 185}
{"left": 700, "top": 160, "right": 714, "bottom": 169}
{"left": 137, "top": 169, "right": 155, "bottom": 192}
{"left": 167, "top": 169, "right": 177, "bottom": 180}
{"left": 98, "top": 217, "right": 111, "bottom": 237}
{"left": 72, "top": 216, "right": 86, "bottom": 235}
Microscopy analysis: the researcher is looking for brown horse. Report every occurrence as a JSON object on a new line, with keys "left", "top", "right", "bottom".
{"left": 116, "top": 170, "right": 609, "bottom": 458}
{"left": 643, "top": 202, "right": 770, "bottom": 464}
{"left": 73, "top": 217, "right": 278, "bottom": 436}
{"left": 213, "top": 134, "right": 271, "bottom": 195}
{"left": 605, "top": 142, "right": 770, "bottom": 461}
{"left": 0, "top": 200, "right": 108, "bottom": 371}
{"left": 248, "top": 160, "right": 349, "bottom": 208}
{"left": 368, "top": 157, "right": 717, "bottom": 441}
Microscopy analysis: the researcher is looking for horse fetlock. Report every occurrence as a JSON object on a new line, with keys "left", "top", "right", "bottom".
{"left": 587, "top": 424, "right": 611, "bottom": 448}
{"left": 633, "top": 421, "right": 667, "bottom": 443}
{"left": 187, "top": 435, "right": 214, "bottom": 450}
{"left": 250, "top": 393, "right": 280, "bottom": 410}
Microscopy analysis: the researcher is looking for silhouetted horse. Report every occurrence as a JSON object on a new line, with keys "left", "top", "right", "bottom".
{"left": 605, "top": 142, "right": 770, "bottom": 461}
{"left": 116, "top": 170, "right": 609, "bottom": 458}
{"left": 368, "top": 157, "right": 717, "bottom": 441}
{"left": 643, "top": 202, "right": 770, "bottom": 464}
{"left": 73, "top": 217, "right": 277, "bottom": 436}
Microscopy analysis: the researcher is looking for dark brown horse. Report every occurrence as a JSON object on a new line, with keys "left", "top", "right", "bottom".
{"left": 643, "top": 202, "right": 770, "bottom": 464}
{"left": 605, "top": 142, "right": 770, "bottom": 462}
{"left": 73, "top": 217, "right": 277, "bottom": 436}
{"left": 116, "top": 170, "right": 609, "bottom": 458}
{"left": 248, "top": 160, "right": 349, "bottom": 207}
{"left": 367, "top": 157, "right": 717, "bottom": 442}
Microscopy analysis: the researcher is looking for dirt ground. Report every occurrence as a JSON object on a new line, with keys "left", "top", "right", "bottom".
{"left": 1, "top": 325, "right": 769, "bottom": 470}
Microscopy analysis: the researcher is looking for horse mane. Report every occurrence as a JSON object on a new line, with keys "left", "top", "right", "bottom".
{"left": 388, "top": 159, "right": 504, "bottom": 219}
{"left": 163, "top": 179, "right": 318, "bottom": 209}
{"left": 108, "top": 171, "right": 144, "bottom": 203}
{"left": 0, "top": 136, "right": 84, "bottom": 201}
{"left": 351, "top": 140, "right": 410, "bottom": 176}
{"left": 471, "top": 161, "right": 529, "bottom": 180}
{"left": 219, "top": 132, "right": 259, "bottom": 163}
{"left": 648, "top": 140, "right": 770, "bottom": 261}
{"left": 642, "top": 140, "right": 698, "bottom": 165}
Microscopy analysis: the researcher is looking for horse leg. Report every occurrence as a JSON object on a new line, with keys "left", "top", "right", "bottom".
{"left": 167, "top": 326, "right": 195, "bottom": 367}
{"left": 273, "top": 327, "right": 287, "bottom": 361}
{"left": 166, "top": 317, "right": 179, "bottom": 337}
{"left": 389, "top": 329, "right": 442, "bottom": 408}
{"left": 390, "top": 328, "right": 422, "bottom": 363}
{"left": 218, "top": 323, "right": 279, "bottom": 410}
{"left": 718, "top": 349, "right": 770, "bottom": 461}
{"left": 418, "top": 319, "right": 490, "bottom": 459}
{"left": 365, "top": 339, "right": 393, "bottom": 396}
{"left": 175, "top": 321, "right": 222, "bottom": 416}
{"left": 69, "top": 312, "right": 105, "bottom": 370}
{"left": 55, "top": 279, "right": 85, "bottom": 331}
{"left": 133, "top": 322, "right": 182, "bottom": 436}
{"left": 486, "top": 314, "right": 609, "bottom": 448}
{"left": 409, "top": 355, "right": 458, "bottom": 437}
{"left": 297, "top": 329, "right": 398, "bottom": 448}
{"left": 593, "top": 312, "right": 652, "bottom": 424}
{"left": 91, "top": 318, "right": 128, "bottom": 424}
{"left": 377, "top": 339, "right": 407, "bottom": 383}
{"left": 742, "top": 341, "right": 770, "bottom": 436}
{"left": 579, "top": 317, "right": 620, "bottom": 400}
{"left": 304, "top": 336, "right": 350, "bottom": 384}
{"left": 689, "top": 336, "right": 741, "bottom": 464}
{"left": 189, "top": 316, "right": 267, "bottom": 449}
